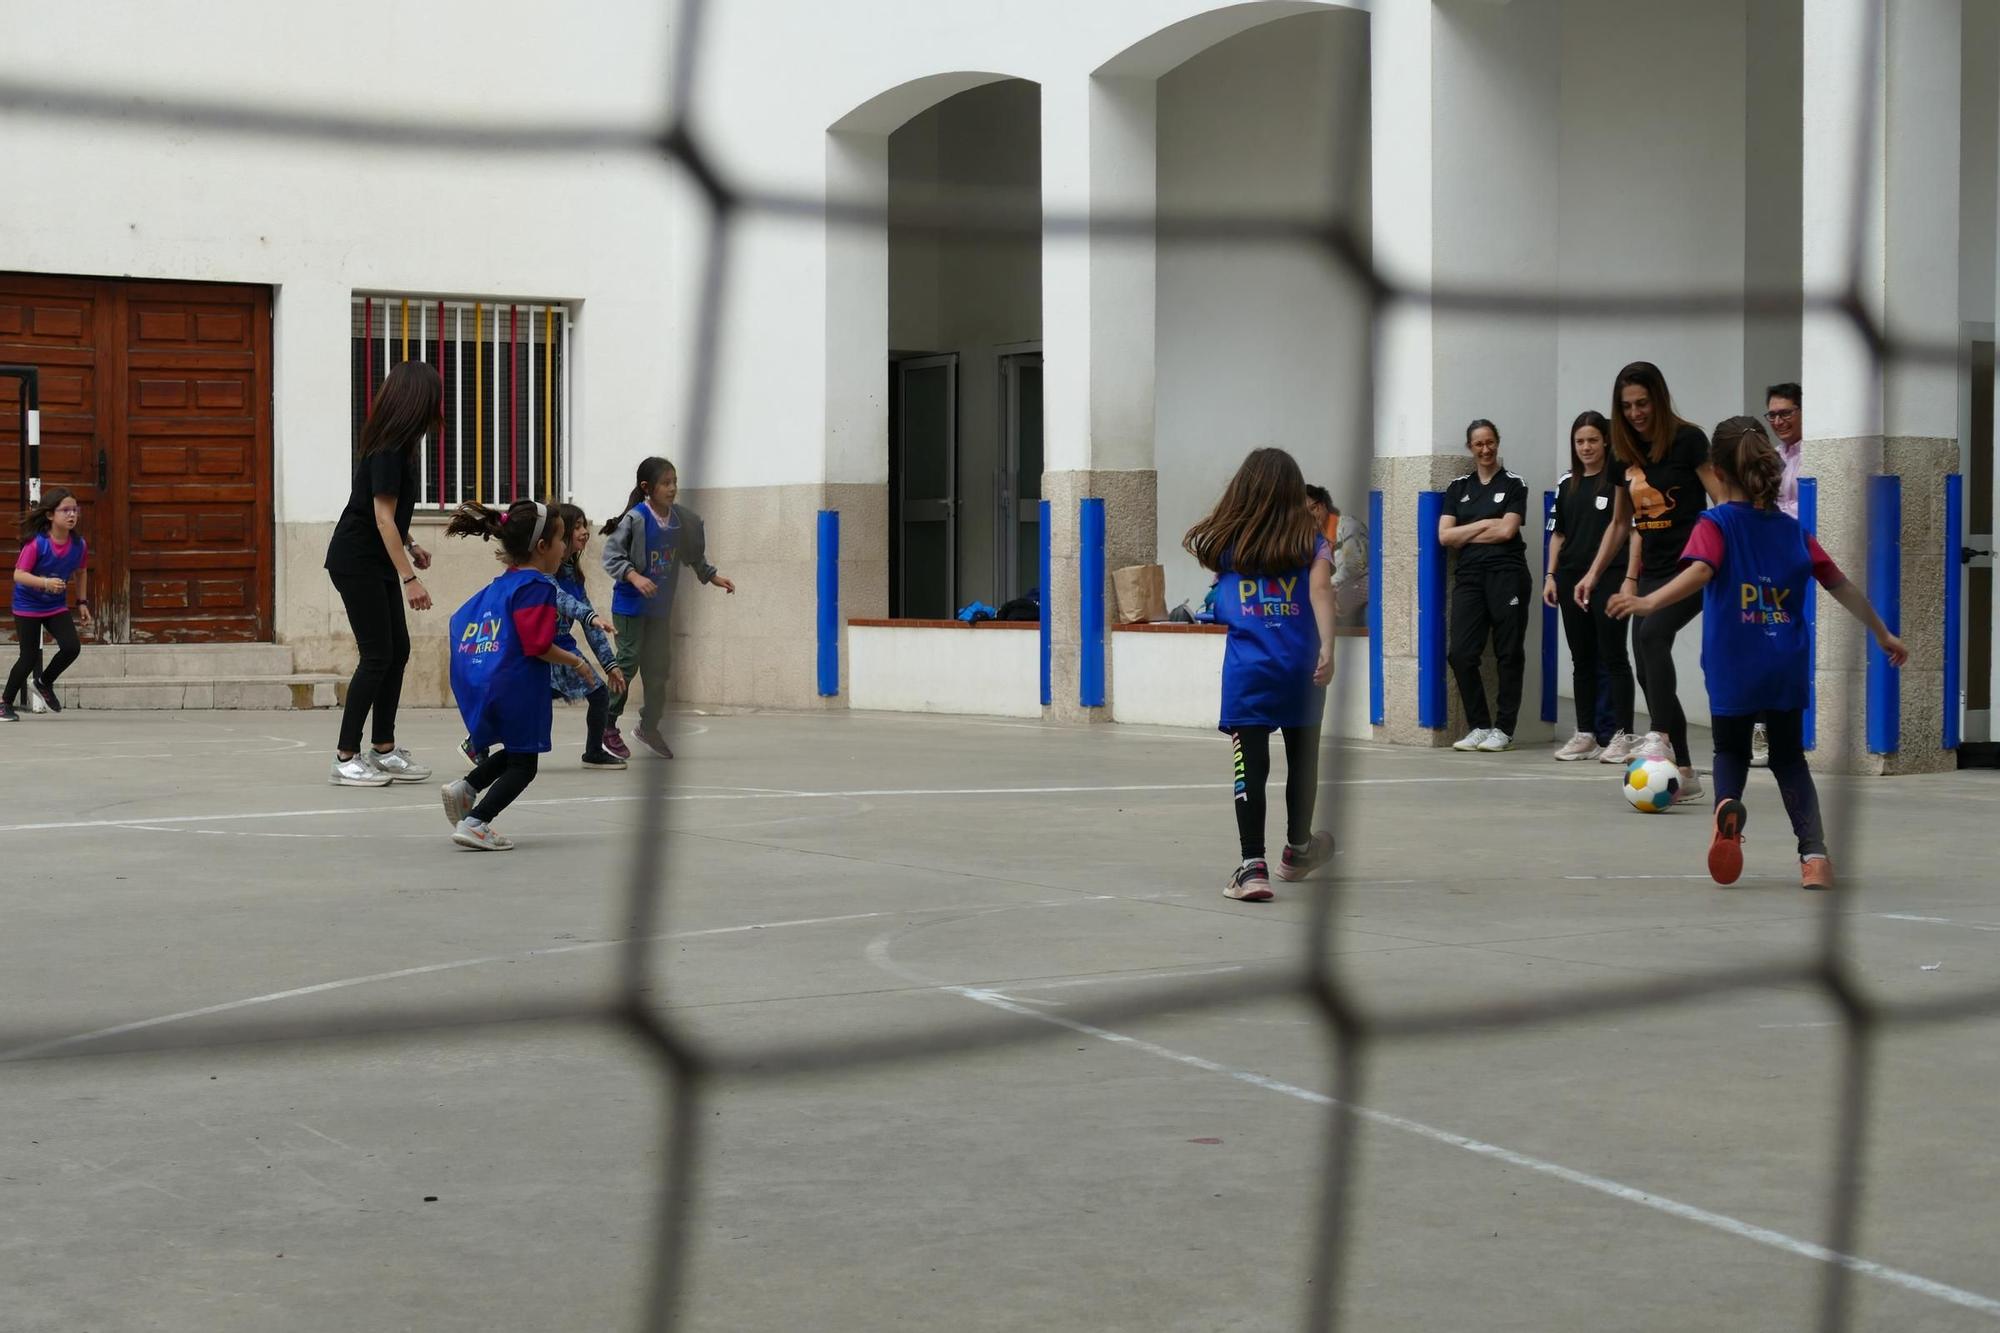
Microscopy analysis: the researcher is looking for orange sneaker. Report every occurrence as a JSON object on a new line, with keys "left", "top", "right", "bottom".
{"left": 1800, "top": 856, "right": 1835, "bottom": 890}
{"left": 1707, "top": 799, "right": 1746, "bottom": 886}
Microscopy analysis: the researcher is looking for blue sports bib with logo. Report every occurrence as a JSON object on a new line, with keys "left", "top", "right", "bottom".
{"left": 1215, "top": 539, "right": 1331, "bottom": 730}
{"left": 1697, "top": 503, "right": 1812, "bottom": 717}
{"left": 450, "top": 567, "right": 557, "bottom": 753}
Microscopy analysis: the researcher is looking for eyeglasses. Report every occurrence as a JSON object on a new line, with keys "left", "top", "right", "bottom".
{"left": 1766, "top": 407, "right": 1797, "bottom": 422}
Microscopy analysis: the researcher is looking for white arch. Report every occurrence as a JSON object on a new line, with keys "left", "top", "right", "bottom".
{"left": 1091, "top": 0, "right": 1362, "bottom": 79}
{"left": 828, "top": 70, "right": 1026, "bottom": 137}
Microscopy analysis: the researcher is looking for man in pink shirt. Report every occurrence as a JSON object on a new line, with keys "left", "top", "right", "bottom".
{"left": 1766, "top": 382, "right": 1803, "bottom": 517}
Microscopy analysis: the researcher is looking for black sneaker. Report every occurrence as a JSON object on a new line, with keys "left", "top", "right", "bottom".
{"left": 0, "top": 701, "right": 18, "bottom": 723}
{"left": 31, "top": 675, "right": 61, "bottom": 713}
{"left": 581, "top": 752, "right": 627, "bottom": 770}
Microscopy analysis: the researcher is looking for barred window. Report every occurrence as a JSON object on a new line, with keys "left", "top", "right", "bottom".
{"left": 349, "top": 295, "right": 572, "bottom": 509}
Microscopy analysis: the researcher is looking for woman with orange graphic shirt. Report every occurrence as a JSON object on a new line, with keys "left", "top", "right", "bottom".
{"left": 1574, "top": 361, "right": 1715, "bottom": 801}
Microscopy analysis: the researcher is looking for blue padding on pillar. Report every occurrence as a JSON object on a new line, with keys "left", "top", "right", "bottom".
{"left": 1866, "top": 474, "right": 1901, "bottom": 755}
{"left": 815, "top": 510, "right": 839, "bottom": 698}
{"left": 1367, "top": 489, "right": 1384, "bottom": 726}
{"left": 1416, "top": 491, "right": 1446, "bottom": 729}
{"left": 1799, "top": 477, "right": 1818, "bottom": 751}
{"left": 1944, "top": 473, "right": 1962, "bottom": 750}
{"left": 1038, "top": 499, "right": 1052, "bottom": 708}
{"left": 1540, "top": 489, "right": 1557, "bottom": 725}
{"left": 1079, "top": 498, "right": 1106, "bottom": 709}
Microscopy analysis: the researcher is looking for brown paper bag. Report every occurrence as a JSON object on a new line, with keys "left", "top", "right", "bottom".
{"left": 1112, "top": 563, "right": 1168, "bottom": 624}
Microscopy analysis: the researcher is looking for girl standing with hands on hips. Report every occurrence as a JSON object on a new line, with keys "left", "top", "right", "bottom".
{"left": 1439, "top": 420, "right": 1532, "bottom": 753}
{"left": 4, "top": 488, "right": 92, "bottom": 722}
{"left": 1608, "top": 418, "right": 1905, "bottom": 890}
{"left": 1576, "top": 361, "right": 1713, "bottom": 802}
{"left": 599, "top": 457, "right": 734, "bottom": 760}
{"left": 1543, "top": 411, "right": 1637, "bottom": 763}
{"left": 438, "top": 502, "right": 595, "bottom": 851}
{"left": 1184, "top": 447, "right": 1337, "bottom": 903}
{"left": 323, "top": 361, "right": 440, "bottom": 787}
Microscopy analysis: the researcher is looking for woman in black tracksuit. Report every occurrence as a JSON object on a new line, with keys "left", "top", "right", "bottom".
{"left": 1542, "top": 410, "right": 1635, "bottom": 763}
{"left": 1575, "top": 361, "right": 1715, "bottom": 803}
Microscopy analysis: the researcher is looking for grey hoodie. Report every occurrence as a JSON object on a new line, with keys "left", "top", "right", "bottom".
{"left": 600, "top": 502, "right": 717, "bottom": 595}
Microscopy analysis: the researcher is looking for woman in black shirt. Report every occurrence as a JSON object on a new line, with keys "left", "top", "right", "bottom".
{"left": 1438, "top": 419, "right": 1532, "bottom": 752}
{"left": 1542, "top": 410, "right": 1635, "bottom": 762}
{"left": 1575, "top": 362, "right": 1714, "bottom": 800}
{"left": 322, "top": 362, "right": 440, "bottom": 787}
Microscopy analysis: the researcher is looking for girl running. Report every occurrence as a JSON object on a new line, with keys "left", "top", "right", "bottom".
{"left": 1184, "top": 448, "right": 1337, "bottom": 902}
{"left": 1576, "top": 361, "right": 1713, "bottom": 801}
{"left": 1607, "top": 417, "right": 1905, "bottom": 890}
{"left": 438, "top": 501, "right": 594, "bottom": 851}
{"left": 1543, "top": 411, "right": 1637, "bottom": 762}
{"left": 599, "top": 457, "right": 734, "bottom": 760}
{"left": 5, "top": 488, "right": 92, "bottom": 722}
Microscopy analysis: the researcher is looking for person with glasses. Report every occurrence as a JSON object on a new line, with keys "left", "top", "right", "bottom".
{"left": 1765, "top": 383, "right": 1802, "bottom": 517}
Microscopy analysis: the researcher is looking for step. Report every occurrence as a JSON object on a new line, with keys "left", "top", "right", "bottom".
{"left": 61, "top": 674, "right": 344, "bottom": 711}
{"left": 64, "top": 643, "right": 297, "bottom": 681}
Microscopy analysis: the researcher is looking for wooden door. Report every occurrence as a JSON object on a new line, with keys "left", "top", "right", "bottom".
{"left": 0, "top": 274, "right": 273, "bottom": 643}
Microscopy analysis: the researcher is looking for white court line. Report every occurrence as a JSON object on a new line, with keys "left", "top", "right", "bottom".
{"left": 0, "top": 773, "right": 1609, "bottom": 837}
{"left": 1877, "top": 913, "right": 2000, "bottom": 934}
{"left": 0, "top": 895, "right": 1147, "bottom": 1063}
{"left": 999, "top": 964, "right": 1246, "bottom": 993}
{"left": 940, "top": 985, "right": 2000, "bottom": 1320}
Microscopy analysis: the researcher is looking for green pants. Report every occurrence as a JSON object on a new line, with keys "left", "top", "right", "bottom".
{"left": 608, "top": 612, "right": 673, "bottom": 731}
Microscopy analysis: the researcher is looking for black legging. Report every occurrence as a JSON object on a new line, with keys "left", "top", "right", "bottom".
{"left": 1230, "top": 726, "right": 1319, "bottom": 862}
{"left": 1632, "top": 570, "right": 1702, "bottom": 768}
{"left": 467, "top": 750, "right": 539, "bottom": 824}
{"left": 1712, "top": 710, "right": 1824, "bottom": 858}
{"left": 6, "top": 611, "right": 82, "bottom": 706}
{"left": 583, "top": 685, "right": 610, "bottom": 759}
{"left": 331, "top": 573, "right": 410, "bottom": 755}
{"left": 1556, "top": 573, "right": 1633, "bottom": 742}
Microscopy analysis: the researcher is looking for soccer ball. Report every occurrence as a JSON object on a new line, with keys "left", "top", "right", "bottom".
{"left": 1623, "top": 757, "right": 1680, "bottom": 813}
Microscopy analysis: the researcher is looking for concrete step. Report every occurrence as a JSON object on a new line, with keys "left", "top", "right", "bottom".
{"left": 60, "top": 674, "right": 344, "bottom": 711}
{"left": 64, "top": 643, "right": 297, "bottom": 681}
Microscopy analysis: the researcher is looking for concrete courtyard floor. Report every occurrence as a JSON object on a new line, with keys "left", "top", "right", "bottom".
{"left": 2, "top": 705, "right": 1998, "bottom": 1332}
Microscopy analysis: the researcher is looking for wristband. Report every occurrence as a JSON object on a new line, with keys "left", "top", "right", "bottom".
{"left": 403, "top": 574, "right": 419, "bottom": 585}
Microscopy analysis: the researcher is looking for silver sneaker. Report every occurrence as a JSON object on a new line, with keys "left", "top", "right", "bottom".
{"left": 1637, "top": 731, "right": 1673, "bottom": 762}
{"left": 441, "top": 779, "right": 476, "bottom": 828}
{"left": 452, "top": 817, "right": 514, "bottom": 851}
{"left": 1554, "top": 731, "right": 1601, "bottom": 762}
{"left": 25, "top": 687, "right": 47, "bottom": 715}
{"left": 1599, "top": 732, "right": 1639, "bottom": 765}
{"left": 365, "top": 747, "right": 432, "bottom": 783}
{"left": 1452, "top": 727, "right": 1492, "bottom": 752}
{"left": 1749, "top": 722, "right": 1770, "bottom": 768}
{"left": 1674, "top": 769, "right": 1706, "bottom": 804}
{"left": 330, "top": 755, "right": 392, "bottom": 787}
{"left": 1476, "top": 729, "right": 1514, "bottom": 752}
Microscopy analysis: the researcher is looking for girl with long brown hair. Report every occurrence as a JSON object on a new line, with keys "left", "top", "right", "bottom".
{"left": 1608, "top": 418, "right": 1904, "bottom": 890}
{"left": 323, "top": 361, "right": 442, "bottom": 787}
{"left": 1184, "top": 447, "right": 1337, "bottom": 902}
{"left": 1575, "top": 361, "right": 1714, "bottom": 799}
{"left": 1542, "top": 411, "right": 1636, "bottom": 762}
{"left": 4, "top": 488, "right": 93, "bottom": 722}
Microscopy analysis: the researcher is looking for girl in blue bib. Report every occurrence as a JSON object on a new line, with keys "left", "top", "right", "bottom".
{"left": 6, "top": 487, "right": 93, "bottom": 721}
{"left": 1183, "top": 448, "right": 1338, "bottom": 902}
{"left": 438, "top": 502, "right": 596, "bottom": 851}
{"left": 1608, "top": 418, "right": 1905, "bottom": 890}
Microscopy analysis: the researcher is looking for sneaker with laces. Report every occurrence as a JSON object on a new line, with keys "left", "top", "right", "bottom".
{"left": 1476, "top": 729, "right": 1515, "bottom": 753}
{"left": 633, "top": 725, "right": 674, "bottom": 759}
{"left": 1224, "top": 860, "right": 1273, "bottom": 901}
{"left": 601, "top": 728, "right": 632, "bottom": 761}
{"left": 0, "top": 701, "right": 18, "bottom": 723}
{"left": 1708, "top": 799, "right": 1747, "bottom": 885}
{"left": 30, "top": 675, "right": 60, "bottom": 713}
{"left": 329, "top": 754, "right": 392, "bottom": 787}
{"left": 1673, "top": 769, "right": 1705, "bottom": 804}
{"left": 1554, "top": 732, "right": 1602, "bottom": 762}
{"left": 1637, "top": 731, "right": 1673, "bottom": 762}
{"left": 1800, "top": 855, "right": 1835, "bottom": 890}
{"left": 1599, "top": 732, "right": 1638, "bottom": 764}
{"left": 441, "top": 779, "right": 476, "bottom": 828}
{"left": 365, "top": 747, "right": 432, "bottom": 783}
{"left": 452, "top": 816, "right": 514, "bottom": 851}
{"left": 1276, "top": 831, "right": 1335, "bottom": 882}
{"left": 1452, "top": 727, "right": 1492, "bottom": 752}
{"left": 581, "top": 752, "right": 627, "bottom": 770}
{"left": 1749, "top": 722, "right": 1770, "bottom": 768}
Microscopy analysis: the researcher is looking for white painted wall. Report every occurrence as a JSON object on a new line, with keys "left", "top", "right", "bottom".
{"left": 847, "top": 625, "right": 1041, "bottom": 717}
{"left": 1153, "top": 10, "right": 1371, "bottom": 611}
{"left": 1110, "top": 628, "right": 1371, "bottom": 737}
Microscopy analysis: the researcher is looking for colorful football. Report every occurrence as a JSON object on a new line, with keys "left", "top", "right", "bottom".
{"left": 1623, "top": 757, "right": 1680, "bottom": 813}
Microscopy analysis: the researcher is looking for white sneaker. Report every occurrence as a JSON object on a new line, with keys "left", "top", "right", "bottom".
{"left": 1452, "top": 728, "right": 1492, "bottom": 752}
{"left": 364, "top": 747, "right": 432, "bottom": 783}
{"left": 1637, "top": 731, "right": 1673, "bottom": 762}
{"left": 452, "top": 817, "right": 514, "bottom": 851}
{"left": 441, "top": 779, "right": 476, "bottom": 828}
{"left": 1673, "top": 769, "right": 1705, "bottom": 804}
{"left": 1477, "top": 730, "right": 1514, "bottom": 753}
{"left": 25, "top": 687, "right": 47, "bottom": 715}
{"left": 1599, "top": 732, "right": 1638, "bottom": 765}
{"left": 1554, "top": 732, "right": 1602, "bottom": 762}
{"left": 329, "top": 754, "right": 392, "bottom": 787}
{"left": 1749, "top": 723, "right": 1770, "bottom": 769}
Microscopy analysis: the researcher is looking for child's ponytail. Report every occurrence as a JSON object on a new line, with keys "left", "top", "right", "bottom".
{"left": 448, "top": 500, "right": 565, "bottom": 564}
{"left": 600, "top": 457, "right": 675, "bottom": 535}
{"left": 19, "top": 487, "right": 76, "bottom": 540}
{"left": 1710, "top": 416, "right": 1785, "bottom": 511}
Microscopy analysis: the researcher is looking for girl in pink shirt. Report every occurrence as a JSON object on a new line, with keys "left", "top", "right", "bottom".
{"left": 6, "top": 487, "right": 93, "bottom": 721}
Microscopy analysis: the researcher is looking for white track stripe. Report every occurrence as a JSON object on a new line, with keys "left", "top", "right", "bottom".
{"left": 943, "top": 985, "right": 2000, "bottom": 1320}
